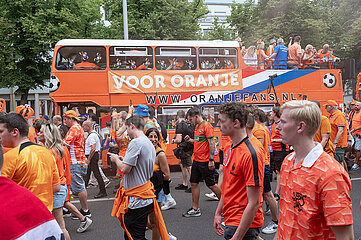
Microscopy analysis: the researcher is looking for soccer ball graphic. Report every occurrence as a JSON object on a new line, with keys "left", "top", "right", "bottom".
{"left": 323, "top": 73, "right": 336, "bottom": 88}
{"left": 49, "top": 75, "right": 60, "bottom": 92}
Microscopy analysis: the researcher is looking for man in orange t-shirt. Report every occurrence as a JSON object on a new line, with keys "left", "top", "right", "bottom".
{"left": 350, "top": 101, "right": 361, "bottom": 169}
{"left": 325, "top": 100, "right": 348, "bottom": 170}
{"left": 312, "top": 100, "right": 335, "bottom": 156}
{"left": 276, "top": 100, "right": 353, "bottom": 239}
{"left": 214, "top": 102, "right": 264, "bottom": 239}
{"left": 253, "top": 109, "right": 279, "bottom": 234}
{"left": 270, "top": 106, "right": 289, "bottom": 200}
{"left": 63, "top": 110, "right": 90, "bottom": 218}
{"left": 0, "top": 113, "right": 60, "bottom": 212}
{"left": 183, "top": 107, "right": 221, "bottom": 217}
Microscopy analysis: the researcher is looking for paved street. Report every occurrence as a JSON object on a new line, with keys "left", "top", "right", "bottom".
{"left": 65, "top": 169, "right": 361, "bottom": 240}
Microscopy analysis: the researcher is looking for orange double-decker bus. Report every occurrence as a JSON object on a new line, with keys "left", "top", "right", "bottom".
{"left": 50, "top": 39, "right": 344, "bottom": 165}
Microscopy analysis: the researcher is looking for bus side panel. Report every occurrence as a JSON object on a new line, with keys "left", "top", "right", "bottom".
{"left": 50, "top": 71, "right": 110, "bottom": 106}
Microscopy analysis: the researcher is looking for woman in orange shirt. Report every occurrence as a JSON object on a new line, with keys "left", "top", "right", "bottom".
{"left": 302, "top": 44, "right": 316, "bottom": 69}
{"left": 38, "top": 123, "right": 70, "bottom": 240}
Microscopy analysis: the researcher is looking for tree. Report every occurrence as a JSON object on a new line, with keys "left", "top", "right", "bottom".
{"left": 227, "top": 0, "right": 257, "bottom": 45}
{"left": 0, "top": 0, "right": 104, "bottom": 104}
{"left": 103, "top": 0, "right": 209, "bottom": 40}
{"left": 201, "top": 18, "right": 235, "bottom": 41}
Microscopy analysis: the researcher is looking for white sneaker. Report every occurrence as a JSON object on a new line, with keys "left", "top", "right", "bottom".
{"left": 105, "top": 181, "right": 111, "bottom": 188}
{"left": 262, "top": 221, "right": 278, "bottom": 234}
{"left": 351, "top": 163, "right": 359, "bottom": 170}
{"left": 205, "top": 192, "right": 219, "bottom": 201}
{"left": 182, "top": 208, "right": 201, "bottom": 217}
{"left": 168, "top": 232, "right": 177, "bottom": 240}
{"left": 161, "top": 199, "right": 177, "bottom": 210}
{"left": 77, "top": 217, "right": 93, "bottom": 233}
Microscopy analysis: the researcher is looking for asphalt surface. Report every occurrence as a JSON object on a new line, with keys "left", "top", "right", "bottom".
{"left": 65, "top": 169, "right": 361, "bottom": 240}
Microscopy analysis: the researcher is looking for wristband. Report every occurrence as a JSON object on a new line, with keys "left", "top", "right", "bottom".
{"left": 209, "top": 158, "right": 214, "bottom": 162}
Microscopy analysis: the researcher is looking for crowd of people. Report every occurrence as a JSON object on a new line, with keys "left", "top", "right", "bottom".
{"left": 237, "top": 36, "right": 340, "bottom": 70}
{"left": 0, "top": 98, "right": 359, "bottom": 239}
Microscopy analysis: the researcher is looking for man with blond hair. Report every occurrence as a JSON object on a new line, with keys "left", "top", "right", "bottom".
{"left": 275, "top": 100, "right": 354, "bottom": 239}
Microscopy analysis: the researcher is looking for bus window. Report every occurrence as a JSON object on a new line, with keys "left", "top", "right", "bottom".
{"left": 109, "top": 47, "right": 153, "bottom": 70}
{"left": 55, "top": 46, "right": 106, "bottom": 70}
{"left": 155, "top": 47, "right": 197, "bottom": 70}
{"left": 199, "top": 47, "right": 238, "bottom": 70}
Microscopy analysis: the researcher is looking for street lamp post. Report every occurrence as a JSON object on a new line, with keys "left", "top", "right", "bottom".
{"left": 123, "top": 0, "right": 129, "bottom": 40}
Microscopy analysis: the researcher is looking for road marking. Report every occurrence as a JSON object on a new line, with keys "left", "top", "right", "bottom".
{"left": 351, "top": 177, "right": 361, "bottom": 181}
{"left": 71, "top": 197, "right": 115, "bottom": 203}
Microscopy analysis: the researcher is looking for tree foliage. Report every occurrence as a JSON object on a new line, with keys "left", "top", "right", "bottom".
{"left": 103, "top": 0, "right": 209, "bottom": 40}
{"left": 0, "top": 0, "right": 103, "bottom": 103}
{"left": 201, "top": 18, "right": 235, "bottom": 41}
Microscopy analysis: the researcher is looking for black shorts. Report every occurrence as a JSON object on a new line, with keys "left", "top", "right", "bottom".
{"left": 263, "top": 165, "right": 271, "bottom": 193}
{"left": 271, "top": 151, "right": 289, "bottom": 172}
{"left": 124, "top": 203, "right": 153, "bottom": 240}
{"left": 190, "top": 161, "right": 217, "bottom": 187}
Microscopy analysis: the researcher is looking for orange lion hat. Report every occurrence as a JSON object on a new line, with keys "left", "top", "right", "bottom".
{"left": 15, "top": 104, "right": 34, "bottom": 120}
{"left": 0, "top": 99, "right": 5, "bottom": 112}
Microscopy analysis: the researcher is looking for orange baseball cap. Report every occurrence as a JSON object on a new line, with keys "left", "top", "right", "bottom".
{"left": 350, "top": 100, "right": 357, "bottom": 105}
{"left": 323, "top": 100, "right": 337, "bottom": 107}
{"left": 63, "top": 110, "right": 79, "bottom": 121}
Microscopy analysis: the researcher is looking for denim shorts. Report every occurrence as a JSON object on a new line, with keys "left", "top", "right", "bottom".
{"left": 53, "top": 184, "right": 68, "bottom": 209}
{"left": 70, "top": 164, "right": 87, "bottom": 194}
{"left": 157, "top": 189, "right": 165, "bottom": 203}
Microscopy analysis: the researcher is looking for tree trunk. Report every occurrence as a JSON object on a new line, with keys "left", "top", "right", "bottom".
{"left": 19, "top": 89, "right": 29, "bottom": 106}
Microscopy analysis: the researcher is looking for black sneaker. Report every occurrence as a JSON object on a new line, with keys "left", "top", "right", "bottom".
{"left": 73, "top": 209, "right": 91, "bottom": 220}
{"left": 185, "top": 187, "right": 192, "bottom": 193}
{"left": 274, "top": 193, "right": 280, "bottom": 201}
{"left": 63, "top": 208, "right": 71, "bottom": 218}
{"left": 175, "top": 184, "right": 188, "bottom": 190}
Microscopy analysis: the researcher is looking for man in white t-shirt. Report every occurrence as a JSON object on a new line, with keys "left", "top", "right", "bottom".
{"left": 83, "top": 120, "right": 107, "bottom": 198}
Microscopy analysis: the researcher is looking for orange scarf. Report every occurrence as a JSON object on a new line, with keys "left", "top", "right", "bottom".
{"left": 111, "top": 181, "right": 169, "bottom": 240}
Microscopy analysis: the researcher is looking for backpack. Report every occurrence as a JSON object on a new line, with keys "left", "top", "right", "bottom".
{"left": 157, "top": 120, "right": 168, "bottom": 142}
{"left": 179, "top": 120, "right": 194, "bottom": 152}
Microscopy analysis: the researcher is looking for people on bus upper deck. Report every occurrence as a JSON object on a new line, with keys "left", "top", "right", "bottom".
{"left": 287, "top": 35, "right": 303, "bottom": 69}
{"left": 243, "top": 46, "right": 257, "bottom": 66}
{"left": 266, "top": 39, "right": 276, "bottom": 57}
{"left": 267, "top": 38, "right": 288, "bottom": 69}
{"left": 266, "top": 39, "right": 277, "bottom": 69}
{"left": 316, "top": 44, "right": 340, "bottom": 68}
{"left": 256, "top": 41, "right": 268, "bottom": 69}
{"left": 302, "top": 44, "right": 317, "bottom": 67}
{"left": 235, "top": 37, "right": 246, "bottom": 56}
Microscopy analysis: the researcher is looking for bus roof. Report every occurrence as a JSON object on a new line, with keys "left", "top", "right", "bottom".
{"left": 55, "top": 39, "right": 240, "bottom": 48}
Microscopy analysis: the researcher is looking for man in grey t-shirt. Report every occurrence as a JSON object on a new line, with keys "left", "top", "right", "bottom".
{"left": 109, "top": 115, "right": 156, "bottom": 240}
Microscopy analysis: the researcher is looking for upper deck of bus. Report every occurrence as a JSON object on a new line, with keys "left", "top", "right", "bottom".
{"left": 55, "top": 39, "right": 240, "bottom": 48}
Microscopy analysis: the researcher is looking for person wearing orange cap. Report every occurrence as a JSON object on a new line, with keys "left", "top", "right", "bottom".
{"left": 15, "top": 105, "right": 38, "bottom": 144}
{"left": 63, "top": 110, "right": 91, "bottom": 219}
{"left": 325, "top": 100, "right": 348, "bottom": 170}
{"left": 348, "top": 100, "right": 357, "bottom": 123}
